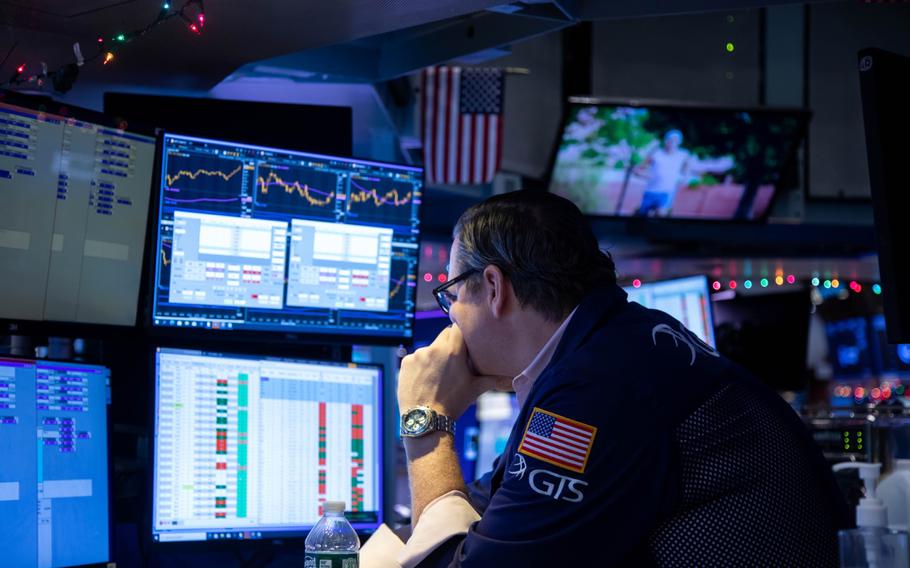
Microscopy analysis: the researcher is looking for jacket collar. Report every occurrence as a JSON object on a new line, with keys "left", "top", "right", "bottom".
{"left": 548, "top": 284, "right": 629, "bottom": 369}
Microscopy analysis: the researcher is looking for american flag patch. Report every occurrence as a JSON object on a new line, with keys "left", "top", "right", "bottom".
{"left": 518, "top": 408, "right": 597, "bottom": 474}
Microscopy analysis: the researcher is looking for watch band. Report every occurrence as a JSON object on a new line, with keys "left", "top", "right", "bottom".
{"left": 434, "top": 413, "right": 456, "bottom": 436}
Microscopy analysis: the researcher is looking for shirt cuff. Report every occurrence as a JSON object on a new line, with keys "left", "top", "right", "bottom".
{"left": 397, "top": 490, "right": 481, "bottom": 568}
{"left": 361, "top": 523, "right": 405, "bottom": 568}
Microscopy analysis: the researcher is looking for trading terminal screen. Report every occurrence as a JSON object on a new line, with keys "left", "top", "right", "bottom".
{"left": 624, "top": 275, "right": 716, "bottom": 347}
{"left": 152, "top": 134, "right": 422, "bottom": 340}
{"left": 152, "top": 348, "right": 383, "bottom": 542}
{"left": 0, "top": 358, "right": 110, "bottom": 567}
{"left": 0, "top": 101, "right": 156, "bottom": 326}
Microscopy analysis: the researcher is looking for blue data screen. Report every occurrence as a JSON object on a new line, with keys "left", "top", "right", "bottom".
{"left": 0, "top": 358, "right": 110, "bottom": 567}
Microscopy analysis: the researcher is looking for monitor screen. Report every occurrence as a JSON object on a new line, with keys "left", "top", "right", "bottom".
{"left": 152, "top": 348, "right": 382, "bottom": 542}
{"left": 825, "top": 317, "right": 876, "bottom": 380}
{"left": 474, "top": 392, "right": 519, "bottom": 480}
{"left": 0, "top": 358, "right": 110, "bottom": 567}
{"left": 151, "top": 134, "right": 422, "bottom": 340}
{"left": 871, "top": 314, "right": 910, "bottom": 376}
{"left": 549, "top": 100, "right": 806, "bottom": 221}
{"left": 0, "top": 100, "right": 156, "bottom": 326}
{"left": 624, "top": 275, "right": 716, "bottom": 347}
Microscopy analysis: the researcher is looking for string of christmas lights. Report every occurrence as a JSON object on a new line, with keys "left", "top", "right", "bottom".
{"left": 2, "top": 0, "right": 206, "bottom": 93}
{"left": 627, "top": 276, "right": 883, "bottom": 295}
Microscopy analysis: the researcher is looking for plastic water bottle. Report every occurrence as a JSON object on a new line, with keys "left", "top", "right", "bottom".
{"left": 304, "top": 501, "right": 360, "bottom": 568}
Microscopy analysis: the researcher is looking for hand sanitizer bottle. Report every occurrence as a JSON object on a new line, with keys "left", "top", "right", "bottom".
{"left": 834, "top": 462, "right": 910, "bottom": 568}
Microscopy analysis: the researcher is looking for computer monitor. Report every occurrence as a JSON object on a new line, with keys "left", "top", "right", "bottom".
{"left": 150, "top": 134, "right": 422, "bottom": 342}
{"left": 0, "top": 97, "right": 156, "bottom": 327}
{"left": 0, "top": 358, "right": 111, "bottom": 567}
{"left": 871, "top": 314, "right": 910, "bottom": 377}
{"left": 825, "top": 317, "right": 876, "bottom": 380}
{"left": 548, "top": 98, "right": 807, "bottom": 221}
{"left": 474, "top": 392, "right": 519, "bottom": 480}
{"left": 624, "top": 275, "right": 716, "bottom": 347}
{"left": 152, "top": 347, "right": 383, "bottom": 542}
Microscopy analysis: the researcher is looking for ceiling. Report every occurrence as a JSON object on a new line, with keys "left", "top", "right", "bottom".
{"left": 0, "top": 0, "right": 508, "bottom": 88}
{"left": 0, "top": 0, "right": 835, "bottom": 90}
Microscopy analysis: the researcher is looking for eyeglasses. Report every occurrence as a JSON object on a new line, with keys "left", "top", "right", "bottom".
{"left": 432, "top": 268, "right": 480, "bottom": 315}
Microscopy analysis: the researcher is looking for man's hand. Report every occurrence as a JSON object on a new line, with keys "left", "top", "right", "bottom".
{"left": 398, "top": 325, "right": 511, "bottom": 419}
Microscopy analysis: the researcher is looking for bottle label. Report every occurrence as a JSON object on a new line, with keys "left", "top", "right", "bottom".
{"left": 304, "top": 552, "right": 358, "bottom": 568}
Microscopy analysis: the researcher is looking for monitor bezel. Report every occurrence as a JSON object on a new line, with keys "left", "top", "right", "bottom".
{"left": 146, "top": 343, "right": 385, "bottom": 550}
{"left": 0, "top": 355, "right": 114, "bottom": 567}
{"left": 143, "top": 131, "right": 423, "bottom": 346}
{"left": 0, "top": 91, "right": 159, "bottom": 337}
{"left": 545, "top": 96, "right": 811, "bottom": 225}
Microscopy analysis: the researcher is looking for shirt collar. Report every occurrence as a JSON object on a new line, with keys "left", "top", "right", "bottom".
{"left": 512, "top": 306, "right": 578, "bottom": 408}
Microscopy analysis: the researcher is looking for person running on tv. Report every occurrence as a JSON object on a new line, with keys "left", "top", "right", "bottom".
{"left": 635, "top": 129, "right": 690, "bottom": 217}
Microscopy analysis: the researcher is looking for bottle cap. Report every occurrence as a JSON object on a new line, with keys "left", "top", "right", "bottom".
{"left": 324, "top": 501, "right": 346, "bottom": 514}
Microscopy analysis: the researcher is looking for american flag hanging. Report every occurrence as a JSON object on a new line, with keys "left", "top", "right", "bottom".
{"left": 518, "top": 407, "right": 597, "bottom": 474}
{"left": 421, "top": 66, "right": 505, "bottom": 185}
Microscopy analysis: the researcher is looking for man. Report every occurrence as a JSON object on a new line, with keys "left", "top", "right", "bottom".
{"left": 393, "top": 191, "right": 848, "bottom": 566}
{"left": 635, "top": 129, "right": 690, "bottom": 216}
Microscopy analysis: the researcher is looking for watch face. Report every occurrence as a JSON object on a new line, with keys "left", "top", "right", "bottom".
{"left": 403, "top": 408, "right": 432, "bottom": 435}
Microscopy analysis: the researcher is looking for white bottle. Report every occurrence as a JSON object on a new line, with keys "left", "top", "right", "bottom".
{"left": 878, "top": 460, "right": 910, "bottom": 532}
{"left": 304, "top": 501, "right": 360, "bottom": 568}
{"left": 834, "top": 462, "right": 910, "bottom": 568}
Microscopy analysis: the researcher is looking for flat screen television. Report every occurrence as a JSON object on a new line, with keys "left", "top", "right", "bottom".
{"left": 548, "top": 98, "right": 808, "bottom": 221}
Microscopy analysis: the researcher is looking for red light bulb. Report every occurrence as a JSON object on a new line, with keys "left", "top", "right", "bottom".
{"left": 632, "top": 279, "right": 641, "bottom": 288}
{"left": 437, "top": 273, "right": 447, "bottom": 283}
{"left": 729, "top": 280, "right": 737, "bottom": 290}
{"left": 15, "top": 63, "right": 25, "bottom": 74}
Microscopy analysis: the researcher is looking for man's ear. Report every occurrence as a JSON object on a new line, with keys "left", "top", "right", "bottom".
{"left": 482, "top": 265, "right": 509, "bottom": 319}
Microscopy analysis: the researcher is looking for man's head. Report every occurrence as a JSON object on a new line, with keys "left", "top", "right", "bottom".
{"left": 664, "top": 129, "right": 683, "bottom": 151}
{"left": 445, "top": 190, "right": 616, "bottom": 376}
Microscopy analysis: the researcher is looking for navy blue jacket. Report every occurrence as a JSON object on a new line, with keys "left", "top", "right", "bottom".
{"left": 419, "top": 285, "right": 848, "bottom": 567}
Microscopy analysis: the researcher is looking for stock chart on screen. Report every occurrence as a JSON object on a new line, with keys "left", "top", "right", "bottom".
{"left": 152, "top": 348, "right": 382, "bottom": 542}
{"left": 152, "top": 134, "right": 422, "bottom": 340}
